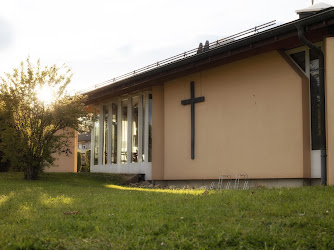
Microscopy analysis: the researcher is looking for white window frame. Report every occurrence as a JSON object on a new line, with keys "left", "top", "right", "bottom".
{"left": 286, "top": 42, "right": 323, "bottom": 179}
{"left": 91, "top": 91, "right": 152, "bottom": 180}
{"left": 286, "top": 42, "right": 323, "bottom": 78}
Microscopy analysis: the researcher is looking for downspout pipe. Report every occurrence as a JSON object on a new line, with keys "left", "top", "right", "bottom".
{"left": 296, "top": 24, "right": 327, "bottom": 185}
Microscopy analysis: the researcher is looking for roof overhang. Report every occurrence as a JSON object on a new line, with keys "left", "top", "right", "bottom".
{"left": 85, "top": 8, "right": 334, "bottom": 105}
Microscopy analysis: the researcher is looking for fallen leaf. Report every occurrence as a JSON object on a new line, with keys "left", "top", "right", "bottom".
{"left": 64, "top": 211, "right": 79, "bottom": 215}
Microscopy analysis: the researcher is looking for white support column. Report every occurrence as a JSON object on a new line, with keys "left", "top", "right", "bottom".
{"left": 138, "top": 94, "right": 143, "bottom": 162}
{"left": 144, "top": 93, "right": 149, "bottom": 163}
{"left": 127, "top": 96, "right": 132, "bottom": 164}
{"left": 107, "top": 103, "right": 112, "bottom": 165}
{"left": 98, "top": 105, "right": 104, "bottom": 166}
{"left": 91, "top": 119, "right": 95, "bottom": 168}
{"left": 117, "top": 99, "right": 122, "bottom": 165}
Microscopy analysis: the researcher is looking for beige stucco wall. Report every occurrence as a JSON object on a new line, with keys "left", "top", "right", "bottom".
{"left": 161, "top": 50, "right": 310, "bottom": 180}
{"left": 45, "top": 129, "right": 77, "bottom": 173}
{"left": 152, "top": 86, "right": 164, "bottom": 179}
{"left": 325, "top": 37, "right": 334, "bottom": 185}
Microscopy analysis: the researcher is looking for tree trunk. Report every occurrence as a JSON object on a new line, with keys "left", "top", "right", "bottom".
{"left": 24, "top": 165, "right": 39, "bottom": 180}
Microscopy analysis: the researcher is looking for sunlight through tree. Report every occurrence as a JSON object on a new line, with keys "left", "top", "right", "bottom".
{"left": 0, "top": 58, "right": 90, "bottom": 180}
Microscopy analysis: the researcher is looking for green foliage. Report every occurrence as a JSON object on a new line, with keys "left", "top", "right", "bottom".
{"left": 0, "top": 117, "right": 10, "bottom": 172}
{"left": 1, "top": 172, "right": 334, "bottom": 249}
{"left": 85, "top": 149, "right": 91, "bottom": 172}
{"left": 0, "top": 151, "right": 9, "bottom": 172}
{"left": 77, "top": 152, "right": 82, "bottom": 172}
{"left": 0, "top": 58, "right": 89, "bottom": 180}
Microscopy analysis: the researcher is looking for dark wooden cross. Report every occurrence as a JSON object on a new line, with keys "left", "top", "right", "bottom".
{"left": 181, "top": 81, "right": 205, "bottom": 159}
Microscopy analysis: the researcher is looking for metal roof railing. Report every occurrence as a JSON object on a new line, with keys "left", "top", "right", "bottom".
{"left": 81, "top": 20, "right": 276, "bottom": 94}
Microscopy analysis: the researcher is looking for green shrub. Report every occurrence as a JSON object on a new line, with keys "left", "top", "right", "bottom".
{"left": 77, "top": 151, "right": 82, "bottom": 172}
{"left": 85, "top": 149, "right": 91, "bottom": 172}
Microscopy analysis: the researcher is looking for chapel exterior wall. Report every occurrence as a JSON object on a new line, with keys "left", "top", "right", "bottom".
{"left": 45, "top": 128, "right": 78, "bottom": 173}
{"left": 162, "top": 50, "right": 310, "bottom": 180}
{"left": 325, "top": 37, "right": 334, "bottom": 185}
{"left": 152, "top": 86, "right": 165, "bottom": 179}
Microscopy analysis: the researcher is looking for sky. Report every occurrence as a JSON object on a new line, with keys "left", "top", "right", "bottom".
{"left": 0, "top": 0, "right": 333, "bottom": 93}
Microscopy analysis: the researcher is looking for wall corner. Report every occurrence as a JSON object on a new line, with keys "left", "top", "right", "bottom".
{"left": 325, "top": 37, "right": 334, "bottom": 185}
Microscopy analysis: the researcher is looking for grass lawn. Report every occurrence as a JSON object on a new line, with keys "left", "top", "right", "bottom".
{"left": 1, "top": 173, "right": 334, "bottom": 249}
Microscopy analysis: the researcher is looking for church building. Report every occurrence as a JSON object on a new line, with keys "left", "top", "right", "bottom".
{"left": 84, "top": 4, "right": 334, "bottom": 187}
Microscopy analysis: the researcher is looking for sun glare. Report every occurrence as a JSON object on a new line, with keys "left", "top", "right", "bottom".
{"left": 36, "top": 85, "right": 56, "bottom": 105}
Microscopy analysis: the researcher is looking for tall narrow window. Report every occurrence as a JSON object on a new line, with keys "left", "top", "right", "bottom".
{"left": 132, "top": 96, "right": 139, "bottom": 163}
{"left": 93, "top": 118, "right": 99, "bottom": 165}
{"left": 103, "top": 105, "right": 108, "bottom": 165}
{"left": 142, "top": 94, "right": 146, "bottom": 162}
{"left": 111, "top": 103, "right": 118, "bottom": 164}
{"left": 148, "top": 94, "right": 152, "bottom": 162}
{"left": 310, "top": 49, "right": 321, "bottom": 150}
{"left": 288, "top": 47, "right": 323, "bottom": 150}
{"left": 121, "top": 99, "right": 128, "bottom": 164}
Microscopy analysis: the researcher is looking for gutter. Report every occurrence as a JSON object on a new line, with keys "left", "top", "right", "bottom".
{"left": 296, "top": 24, "right": 327, "bottom": 185}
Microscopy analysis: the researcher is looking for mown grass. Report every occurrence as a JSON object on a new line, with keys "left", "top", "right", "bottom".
{"left": 1, "top": 172, "right": 334, "bottom": 249}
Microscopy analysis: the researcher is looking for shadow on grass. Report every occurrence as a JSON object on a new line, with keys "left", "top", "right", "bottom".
{"left": 39, "top": 172, "right": 126, "bottom": 186}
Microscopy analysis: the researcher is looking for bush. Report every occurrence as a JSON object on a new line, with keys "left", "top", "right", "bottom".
{"left": 77, "top": 151, "right": 82, "bottom": 172}
{"left": 85, "top": 149, "right": 91, "bottom": 172}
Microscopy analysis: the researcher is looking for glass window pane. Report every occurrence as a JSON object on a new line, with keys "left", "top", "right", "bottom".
{"left": 111, "top": 103, "right": 118, "bottom": 164}
{"left": 148, "top": 94, "right": 152, "bottom": 162}
{"left": 132, "top": 96, "right": 139, "bottom": 163}
{"left": 103, "top": 105, "right": 108, "bottom": 165}
{"left": 310, "top": 49, "right": 321, "bottom": 150}
{"left": 121, "top": 99, "right": 128, "bottom": 164}
{"left": 93, "top": 116, "right": 99, "bottom": 165}
{"left": 142, "top": 94, "right": 146, "bottom": 162}
{"left": 290, "top": 51, "right": 306, "bottom": 72}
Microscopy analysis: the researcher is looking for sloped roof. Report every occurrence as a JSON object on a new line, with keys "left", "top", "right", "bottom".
{"left": 84, "top": 8, "right": 334, "bottom": 105}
